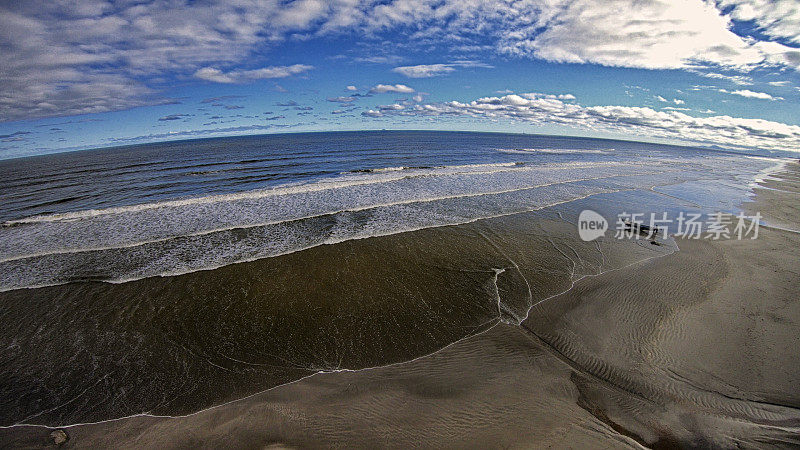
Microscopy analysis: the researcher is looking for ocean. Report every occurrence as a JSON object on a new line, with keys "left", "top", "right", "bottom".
{"left": 0, "top": 130, "right": 788, "bottom": 427}
{"left": 0, "top": 130, "right": 782, "bottom": 291}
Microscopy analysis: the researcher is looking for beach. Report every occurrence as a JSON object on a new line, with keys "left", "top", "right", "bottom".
{"left": 3, "top": 161, "right": 797, "bottom": 448}
{"left": 3, "top": 0, "right": 800, "bottom": 446}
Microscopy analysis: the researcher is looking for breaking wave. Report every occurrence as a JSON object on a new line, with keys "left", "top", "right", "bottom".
{"left": 0, "top": 156, "right": 784, "bottom": 291}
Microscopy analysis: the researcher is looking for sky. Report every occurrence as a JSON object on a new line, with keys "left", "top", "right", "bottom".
{"left": 1, "top": 0, "right": 800, "bottom": 159}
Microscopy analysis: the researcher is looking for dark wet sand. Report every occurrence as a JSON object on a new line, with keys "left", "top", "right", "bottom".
{"left": 1, "top": 195, "right": 666, "bottom": 428}
{"left": 3, "top": 164, "right": 799, "bottom": 448}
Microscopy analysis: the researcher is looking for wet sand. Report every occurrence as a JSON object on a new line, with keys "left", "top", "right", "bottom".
{"left": 0, "top": 195, "right": 666, "bottom": 428}
{"left": 3, "top": 164, "right": 799, "bottom": 448}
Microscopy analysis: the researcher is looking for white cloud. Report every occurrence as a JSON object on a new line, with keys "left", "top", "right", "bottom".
{"left": 392, "top": 60, "right": 492, "bottom": 78}
{"left": 241, "top": 65, "right": 314, "bottom": 79}
{"left": 723, "top": 89, "right": 782, "bottom": 100}
{"left": 194, "top": 65, "right": 313, "bottom": 83}
{"left": 673, "top": 98, "right": 685, "bottom": 105}
{"left": 517, "top": 0, "right": 778, "bottom": 70}
{"left": 752, "top": 40, "right": 800, "bottom": 70}
{"left": 656, "top": 96, "right": 669, "bottom": 102}
{"left": 697, "top": 72, "right": 754, "bottom": 85}
{"left": 362, "top": 92, "right": 800, "bottom": 152}
{"left": 328, "top": 96, "right": 357, "bottom": 103}
{"left": 369, "top": 84, "right": 415, "bottom": 94}
{"left": 346, "top": 85, "right": 358, "bottom": 91}
{"left": 719, "top": 0, "right": 800, "bottom": 44}
{"left": 354, "top": 55, "right": 405, "bottom": 65}
{"left": 194, "top": 68, "right": 235, "bottom": 83}
{"left": 393, "top": 64, "right": 455, "bottom": 78}
{"left": 363, "top": 0, "right": 792, "bottom": 70}
{"left": 2, "top": 0, "right": 800, "bottom": 122}
{"left": 732, "top": 89, "right": 774, "bottom": 99}
{"left": 0, "top": 1, "right": 322, "bottom": 120}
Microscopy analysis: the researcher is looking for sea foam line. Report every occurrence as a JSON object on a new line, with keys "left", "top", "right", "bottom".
{"left": 0, "top": 186, "right": 647, "bottom": 293}
{"left": 748, "top": 157, "right": 791, "bottom": 187}
{"left": 0, "top": 164, "right": 786, "bottom": 429}
{"left": 496, "top": 148, "right": 614, "bottom": 155}
{"left": 0, "top": 169, "right": 671, "bottom": 264}
{"left": 0, "top": 204, "right": 678, "bottom": 431}
{"left": 1, "top": 160, "right": 652, "bottom": 226}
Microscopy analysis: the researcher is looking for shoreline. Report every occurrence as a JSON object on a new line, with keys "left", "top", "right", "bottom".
{"left": 2, "top": 164, "right": 798, "bottom": 448}
{"left": 0, "top": 199, "right": 674, "bottom": 429}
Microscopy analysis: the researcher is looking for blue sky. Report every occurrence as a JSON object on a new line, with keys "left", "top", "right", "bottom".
{"left": 1, "top": 0, "right": 800, "bottom": 159}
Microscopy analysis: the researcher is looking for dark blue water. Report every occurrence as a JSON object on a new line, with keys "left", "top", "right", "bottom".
{"left": 0, "top": 131, "right": 784, "bottom": 290}
{"left": 0, "top": 130, "right": 759, "bottom": 223}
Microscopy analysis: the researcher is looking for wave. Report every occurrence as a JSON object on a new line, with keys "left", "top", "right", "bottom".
{"left": 348, "top": 166, "right": 434, "bottom": 173}
{"left": 748, "top": 157, "right": 790, "bottom": 186}
{"left": 496, "top": 148, "right": 614, "bottom": 155}
{"left": 1, "top": 161, "right": 618, "bottom": 226}
{"left": 0, "top": 180, "right": 640, "bottom": 291}
{"left": 0, "top": 170, "right": 672, "bottom": 264}
{"left": 0, "top": 156, "right": 781, "bottom": 291}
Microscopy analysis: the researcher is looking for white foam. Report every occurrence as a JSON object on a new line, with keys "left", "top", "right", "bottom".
{"left": 0, "top": 170, "right": 664, "bottom": 264}
{"left": 0, "top": 155, "right": 781, "bottom": 291}
{"left": 0, "top": 162, "right": 663, "bottom": 259}
{"left": 496, "top": 148, "right": 613, "bottom": 155}
{"left": 2, "top": 162, "right": 529, "bottom": 226}
{"left": 747, "top": 156, "right": 791, "bottom": 186}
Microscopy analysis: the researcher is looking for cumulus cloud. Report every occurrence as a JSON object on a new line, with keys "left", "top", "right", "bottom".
{"left": 697, "top": 72, "right": 754, "bottom": 85}
{"left": 507, "top": 0, "right": 765, "bottom": 69}
{"left": 244, "top": 65, "right": 313, "bottom": 79}
{"left": 361, "top": 92, "right": 800, "bottom": 152}
{"left": 719, "top": 0, "right": 800, "bottom": 44}
{"left": 327, "top": 96, "right": 357, "bottom": 103}
{"left": 393, "top": 64, "right": 455, "bottom": 78}
{"left": 158, "top": 114, "right": 191, "bottom": 121}
{"left": 193, "top": 68, "right": 236, "bottom": 84}
{"left": 346, "top": 85, "right": 358, "bottom": 91}
{"left": 719, "top": 88, "right": 782, "bottom": 100}
{"left": 734, "top": 90, "right": 772, "bottom": 99}
{"left": 392, "top": 60, "right": 493, "bottom": 78}
{"left": 369, "top": 84, "right": 415, "bottom": 94}
{"left": 363, "top": 0, "right": 800, "bottom": 71}
{"left": 194, "top": 65, "right": 313, "bottom": 83}
{"left": 2, "top": 0, "right": 799, "bottom": 122}
{"left": 0, "top": 1, "right": 309, "bottom": 121}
